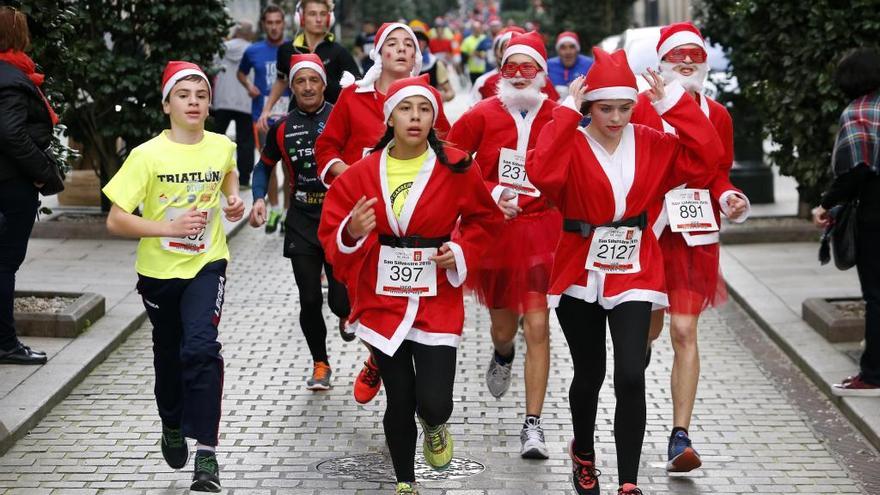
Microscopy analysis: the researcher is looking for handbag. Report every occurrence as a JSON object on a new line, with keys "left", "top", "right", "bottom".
{"left": 37, "top": 147, "right": 66, "bottom": 196}
{"left": 830, "top": 200, "right": 858, "bottom": 270}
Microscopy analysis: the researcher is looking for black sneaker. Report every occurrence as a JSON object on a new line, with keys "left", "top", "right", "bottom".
{"left": 160, "top": 424, "right": 188, "bottom": 469}
{"left": 191, "top": 450, "right": 221, "bottom": 492}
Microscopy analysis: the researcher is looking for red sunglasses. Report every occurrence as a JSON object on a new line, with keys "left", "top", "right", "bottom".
{"left": 664, "top": 47, "right": 707, "bottom": 64}
{"left": 500, "top": 62, "right": 540, "bottom": 80}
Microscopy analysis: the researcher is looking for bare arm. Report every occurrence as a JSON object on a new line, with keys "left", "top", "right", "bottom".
{"left": 106, "top": 204, "right": 205, "bottom": 239}
{"left": 237, "top": 71, "right": 260, "bottom": 98}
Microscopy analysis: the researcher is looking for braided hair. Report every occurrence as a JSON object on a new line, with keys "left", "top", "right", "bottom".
{"left": 370, "top": 127, "right": 471, "bottom": 173}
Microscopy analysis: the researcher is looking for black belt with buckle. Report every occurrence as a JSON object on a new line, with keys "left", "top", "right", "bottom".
{"left": 378, "top": 234, "right": 451, "bottom": 248}
{"left": 562, "top": 212, "right": 648, "bottom": 238}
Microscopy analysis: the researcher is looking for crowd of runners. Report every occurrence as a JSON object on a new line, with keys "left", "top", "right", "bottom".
{"left": 105, "top": 2, "right": 751, "bottom": 494}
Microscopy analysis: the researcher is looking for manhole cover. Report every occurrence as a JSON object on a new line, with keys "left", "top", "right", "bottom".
{"left": 316, "top": 453, "right": 484, "bottom": 482}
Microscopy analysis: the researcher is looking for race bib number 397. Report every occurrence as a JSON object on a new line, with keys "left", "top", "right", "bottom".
{"left": 498, "top": 147, "right": 540, "bottom": 197}
{"left": 376, "top": 246, "right": 438, "bottom": 297}
{"left": 585, "top": 226, "right": 642, "bottom": 274}
{"left": 664, "top": 188, "right": 718, "bottom": 232}
{"left": 161, "top": 207, "right": 213, "bottom": 255}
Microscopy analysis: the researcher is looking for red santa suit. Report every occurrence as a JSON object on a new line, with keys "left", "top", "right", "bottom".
{"left": 630, "top": 22, "right": 751, "bottom": 314}
{"left": 526, "top": 49, "right": 723, "bottom": 310}
{"left": 448, "top": 31, "right": 562, "bottom": 313}
{"left": 314, "top": 22, "right": 451, "bottom": 188}
{"left": 318, "top": 77, "right": 502, "bottom": 357}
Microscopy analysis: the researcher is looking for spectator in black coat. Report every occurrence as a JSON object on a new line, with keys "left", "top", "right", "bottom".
{"left": 0, "top": 5, "right": 64, "bottom": 364}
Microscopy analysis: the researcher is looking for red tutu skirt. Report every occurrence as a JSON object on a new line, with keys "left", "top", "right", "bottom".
{"left": 659, "top": 227, "right": 727, "bottom": 315}
{"left": 466, "top": 208, "right": 562, "bottom": 313}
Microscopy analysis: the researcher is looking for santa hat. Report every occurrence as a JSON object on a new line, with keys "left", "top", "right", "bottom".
{"left": 161, "top": 61, "right": 210, "bottom": 101}
{"left": 382, "top": 74, "right": 444, "bottom": 126}
{"left": 289, "top": 53, "right": 327, "bottom": 84}
{"left": 493, "top": 26, "right": 525, "bottom": 53}
{"left": 356, "top": 22, "right": 423, "bottom": 89}
{"left": 555, "top": 31, "right": 581, "bottom": 52}
{"left": 656, "top": 22, "right": 706, "bottom": 60}
{"left": 501, "top": 31, "right": 548, "bottom": 72}
{"left": 584, "top": 48, "right": 638, "bottom": 102}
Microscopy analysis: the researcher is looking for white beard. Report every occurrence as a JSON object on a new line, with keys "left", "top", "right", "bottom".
{"left": 497, "top": 76, "right": 547, "bottom": 113}
{"left": 659, "top": 61, "right": 709, "bottom": 93}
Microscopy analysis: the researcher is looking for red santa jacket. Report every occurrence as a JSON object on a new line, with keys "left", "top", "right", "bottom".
{"left": 631, "top": 91, "right": 749, "bottom": 246}
{"left": 526, "top": 83, "right": 723, "bottom": 309}
{"left": 314, "top": 83, "right": 452, "bottom": 187}
{"left": 447, "top": 95, "right": 558, "bottom": 214}
{"left": 318, "top": 145, "right": 502, "bottom": 357}
{"left": 473, "top": 70, "right": 560, "bottom": 101}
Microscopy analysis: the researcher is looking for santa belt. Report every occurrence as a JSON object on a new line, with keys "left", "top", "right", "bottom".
{"left": 378, "top": 234, "right": 451, "bottom": 249}
{"left": 562, "top": 212, "right": 648, "bottom": 238}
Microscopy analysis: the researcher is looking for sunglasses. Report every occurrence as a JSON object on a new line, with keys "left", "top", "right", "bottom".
{"left": 663, "top": 47, "right": 707, "bottom": 64}
{"left": 500, "top": 62, "right": 540, "bottom": 80}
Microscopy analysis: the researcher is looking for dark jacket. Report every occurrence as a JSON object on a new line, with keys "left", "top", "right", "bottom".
{"left": 276, "top": 34, "right": 361, "bottom": 105}
{"left": 0, "top": 60, "right": 57, "bottom": 185}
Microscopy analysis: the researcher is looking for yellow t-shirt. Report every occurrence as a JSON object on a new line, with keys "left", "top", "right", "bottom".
{"left": 386, "top": 148, "right": 429, "bottom": 218}
{"left": 102, "top": 131, "right": 236, "bottom": 279}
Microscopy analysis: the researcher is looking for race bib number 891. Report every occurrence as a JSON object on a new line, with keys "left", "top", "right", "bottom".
{"left": 376, "top": 246, "right": 438, "bottom": 297}
{"left": 664, "top": 188, "right": 718, "bottom": 233}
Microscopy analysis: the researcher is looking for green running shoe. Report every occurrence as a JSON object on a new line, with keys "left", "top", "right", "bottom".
{"left": 419, "top": 417, "right": 453, "bottom": 470}
{"left": 191, "top": 450, "right": 221, "bottom": 492}
{"left": 265, "top": 210, "right": 281, "bottom": 234}
{"left": 396, "top": 481, "right": 419, "bottom": 494}
{"left": 160, "top": 424, "right": 188, "bottom": 469}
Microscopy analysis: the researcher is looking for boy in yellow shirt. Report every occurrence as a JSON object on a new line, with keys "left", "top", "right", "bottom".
{"left": 103, "top": 61, "right": 244, "bottom": 493}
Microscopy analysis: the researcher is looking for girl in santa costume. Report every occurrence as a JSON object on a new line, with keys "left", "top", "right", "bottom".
{"left": 314, "top": 22, "right": 451, "bottom": 405}
{"left": 447, "top": 31, "right": 561, "bottom": 460}
{"left": 527, "top": 48, "right": 723, "bottom": 495}
{"left": 318, "top": 75, "right": 501, "bottom": 495}
{"left": 630, "top": 21, "right": 750, "bottom": 473}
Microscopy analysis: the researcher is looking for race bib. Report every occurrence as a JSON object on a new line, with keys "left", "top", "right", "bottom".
{"left": 664, "top": 188, "right": 718, "bottom": 233}
{"left": 498, "top": 147, "right": 540, "bottom": 197}
{"left": 161, "top": 207, "right": 214, "bottom": 255}
{"left": 376, "top": 245, "right": 438, "bottom": 297}
{"left": 585, "top": 226, "right": 642, "bottom": 274}
{"left": 269, "top": 96, "right": 291, "bottom": 119}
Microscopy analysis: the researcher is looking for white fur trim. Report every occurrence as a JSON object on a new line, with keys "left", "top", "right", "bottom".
{"left": 502, "top": 45, "right": 548, "bottom": 72}
{"left": 320, "top": 158, "right": 344, "bottom": 187}
{"left": 582, "top": 125, "right": 635, "bottom": 221}
{"left": 657, "top": 31, "right": 705, "bottom": 60}
{"left": 561, "top": 95, "right": 581, "bottom": 112}
{"left": 585, "top": 86, "right": 638, "bottom": 102}
{"left": 443, "top": 241, "right": 467, "bottom": 287}
{"left": 162, "top": 68, "right": 210, "bottom": 101}
{"left": 682, "top": 231, "right": 720, "bottom": 246}
{"left": 405, "top": 327, "right": 460, "bottom": 348}
{"left": 351, "top": 295, "right": 420, "bottom": 356}
{"left": 651, "top": 79, "right": 686, "bottom": 115}
{"left": 555, "top": 35, "right": 580, "bottom": 51}
{"left": 490, "top": 184, "right": 507, "bottom": 204}
{"left": 719, "top": 190, "right": 751, "bottom": 223}
{"left": 289, "top": 61, "right": 327, "bottom": 84}
{"left": 336, "top": 213, "right": 368, "bottom": 254}
{"left": 382, "top": 86, "right": 440, "bottom": 125}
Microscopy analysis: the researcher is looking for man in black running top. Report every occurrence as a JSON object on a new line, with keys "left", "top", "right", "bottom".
{"left": 248, "top": 53, "right": 351, "bottom": 391}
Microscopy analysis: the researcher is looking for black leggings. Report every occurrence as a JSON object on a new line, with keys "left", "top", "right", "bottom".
{"left": 290, "top": 255, "right": 349, "bottom": 363}
{"left": 373, "top": 341, "right": 457, "bottom": 483}
{"left": 555, "top": 295, "right": 651, "bottom": 485}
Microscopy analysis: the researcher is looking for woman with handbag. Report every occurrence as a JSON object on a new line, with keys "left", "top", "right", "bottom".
{"left": 0, "top": 5, "right": 65, "bottom": 365}
{"left": 812, "top": 47, "right": 880, "bottom": 396}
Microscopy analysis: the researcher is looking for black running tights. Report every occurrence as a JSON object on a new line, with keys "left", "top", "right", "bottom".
{"left": 555, "top": 295, "right": 651, "bottom": 485}
{"left": 290, "top": 255, "right": 349, "bottom": 363}
{"left": 373, "top": 341, "right": 457, "bottom": 483}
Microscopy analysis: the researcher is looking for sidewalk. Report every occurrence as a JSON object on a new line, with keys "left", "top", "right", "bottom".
{"left": 0, "top": 195, "right": 253, "bottom": 455}
{"left": 721, "top": 241, "right": 880, "bottom": 448}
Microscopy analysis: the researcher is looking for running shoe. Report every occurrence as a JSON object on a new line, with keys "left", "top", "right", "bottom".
{"left": 353, "top": 355, "right": 382, "bottom": 404}
{"left": 520, "top": 416, "right": 549, "bottom": 459}
{"left": 339, "top": 317, "right": 356, "bottom": 342}
{"left": 306, "top": 361, "right": 332, "bottom": 390}
{"left": 569, "top": 440, "right": 600, "bottom": 495}
{"left": 666, "top": 430, "right": 702, "bottom": 472}
{"left": 191, "top": 450, "right": 221, "bottom": 492}
{"left": 160, "top": 424, "right": 188, "bottom": 469}
{"left": 419, "top": 417, "right": 453, "bottom": 470}
{"left": 396, "top": 481, "right": 418, "bottom": 494}
{"left": 485, "top": 352, "right": 513, "bottom": 398}
{"left": 831, "top": 374, "right": 880, "bottom": 397}
{"left": 265, "top": 209, "right": 281, "bottom": 234}
{"left": 617, "top": 483, "right": 643, "bottom": 494}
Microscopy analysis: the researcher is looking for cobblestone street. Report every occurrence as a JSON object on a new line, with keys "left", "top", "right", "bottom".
{"left": 0, "top": 227, "right": 877, "bottom": 494}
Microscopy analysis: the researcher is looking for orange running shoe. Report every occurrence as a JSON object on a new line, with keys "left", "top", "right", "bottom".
{"left": 353, "top": 355, "right": 382, "bottom": 403}
{"left": 306, "top": 361, "right": 332, "bottom": 390}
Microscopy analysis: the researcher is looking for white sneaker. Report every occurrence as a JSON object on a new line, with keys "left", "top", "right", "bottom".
{"left": 485, "top": 353, "right": 513, "bottom": 398}
{"left": 520, "top": 416, "right": 549, "bottom": 459}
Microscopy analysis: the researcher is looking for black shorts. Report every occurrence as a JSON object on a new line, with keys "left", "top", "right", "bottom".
{"left": 283, "top": 209, "right": 323, "bottom": 258}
